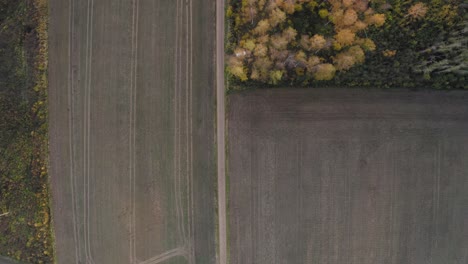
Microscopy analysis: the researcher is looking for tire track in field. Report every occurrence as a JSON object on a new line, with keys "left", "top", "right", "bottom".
{"left": 181, "top": 0, "right": 190, "bottom": 246}
{"left": 181, "top": 0, "right": 193, "bottom": 260}
{"left": 175, "top": 0, "right": 192, "bottom": 249}
{"left": 174, "top": 0, "right": 194, "bottom": 258}
{"left": 67, "top": 0, "right": 80, "bottom": 262}
{"left": 297, "top": 141, "right": 303, "bottom": 262}
{"left": 388, "top": 141, "right": 395, "bottom": 262}
{"left": 180, "top": 1, "right": 195, "bottom": 256}
{"left": 181, "top": 0, "right": 189, "bottom": 244}
{"left": 429, "top": 139, "right": 442, "bottom": 263}
{"left": 129, "top": 0, "right": 139, "bottom": 263}
{"left": 133, "top": 0, "right": 139, "bottom": 262}
{"left": 187, "top": 0, "right": 195, "bottom": 262}
{"left": 82, "top": 0, "right": 90, "bottom": 261}
{"left": 83, "top": 0, "right": 95, "bottom": 263}
{"left": 173, "top": 0, "right": 183, "bottom": 247}
{"left": 184, "top": 0, "right": 190, "bottom": 257}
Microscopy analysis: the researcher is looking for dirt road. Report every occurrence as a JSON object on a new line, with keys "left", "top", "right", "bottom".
{"left": 228, "top": 88, "right": 468, "bottom": 264}
{"left": 49, "top": 0, "right": 217, "bottom": 263}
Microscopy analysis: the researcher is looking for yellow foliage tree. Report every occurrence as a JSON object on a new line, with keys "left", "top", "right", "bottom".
{"left": 347, "top": 45, "right": 365, "bottom": 63}
{"left": 254, "top": 19, "right": 270, "bottom": 35}
{"left": 313, "top": 64, "right": 336, "bottom": 80}
{"left": 343, "top": 9, "right": 358, "bottom": 26}
{"left": 229, "top": 65, "right": 248, "bottom": 81}
{"left": 342, "top": 0, "right": 354, "bottom": 8}
{"left": 310, "top": 34, "right": 327, "bottom": 50}
{"left": 306, "top": 56, "right": 321, "bottom": 72}
{"left": 335, "top": 29, "right": 356, "bottom": 46}
{"left": 242, "top": 39, "right": 256, "bottom": 51}
{"left": 269, "top": 70, "right": 284, "bottom": 84}
{"left": 271, "top": 34, "right": 289, "bottom": 50}
{"left": 254, "top": 43, "right": 268, "bottom": 57}
{"left": 407, "top": 2, "right": 428, "bottom": 20}
{"left": 366, "top": 13, "right": 386, "bottom": 27}
{"left": 359, "top": 38, "right": 376, "bottom": 51}
{"left": 333, "top": 53, "right": 356, "bottom": 70}
{"left": 282, "top": 27, "right": 298, "bottom": 42}
{"left": 269, "top": 8, "right": 286, "bottom": 27}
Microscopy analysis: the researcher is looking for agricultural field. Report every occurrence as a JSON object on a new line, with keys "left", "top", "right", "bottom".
{"left": 225, "top": 5, "right": 468, "bottom": 263}
{"left": 228, "top": 88, "right": 468, "bottom": 264}
{"left": 7, "top": 0, "right": 466, "bottom": 263}
{"left": 49, "top": 0, "right": 217, "bottom": 263}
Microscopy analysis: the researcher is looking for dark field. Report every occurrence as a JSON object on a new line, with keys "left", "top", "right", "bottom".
{"left": 228, "top": 88, "right": 468, "bottom": 264}
{"left": 49, "top": 0, "right": 217, "bottom": 263}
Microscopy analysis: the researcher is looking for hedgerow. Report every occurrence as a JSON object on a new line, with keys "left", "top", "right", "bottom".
{"left": 0, "top": 0, "right": 53, "bottom": 262}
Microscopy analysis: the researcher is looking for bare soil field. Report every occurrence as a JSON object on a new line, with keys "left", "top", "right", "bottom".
{"left": 49, "top": 0, "right": 217, "bottom": 263}
{"left": 228, "top": 88, "right": 468, "bottom": 264}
